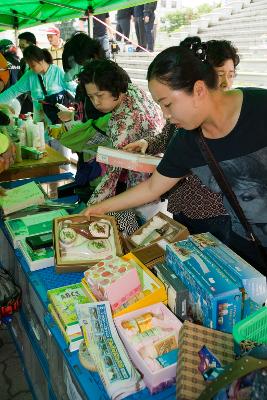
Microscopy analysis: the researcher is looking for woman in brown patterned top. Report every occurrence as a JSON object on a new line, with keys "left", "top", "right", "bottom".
{"left": 124, "top": 38, "right": 240, "bottom": 241}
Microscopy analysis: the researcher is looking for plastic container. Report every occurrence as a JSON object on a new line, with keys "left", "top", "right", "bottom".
{"left": 25, "top": 114, "right": 35, "bottom": 147}
{"left": 14, "top": 140, "right": 22, "bottom": 162}
{"left": 233, "top": 306, "right": 267, "bottom": 357}
{"left": 17, "top": 127, "right": 27, "bottom": 146}
{"left": 37, "top": 122, "right": 46, "bottom": 150}
{"left": 114, "top": 302, "right": 182, "bottom": 394}
{"left": 233, "top": 306, "right": 267, "bottom": 344}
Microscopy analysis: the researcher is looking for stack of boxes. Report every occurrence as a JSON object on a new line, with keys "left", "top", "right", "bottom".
{"left": 163, "top": 233, "right": 266, "bottom": 332}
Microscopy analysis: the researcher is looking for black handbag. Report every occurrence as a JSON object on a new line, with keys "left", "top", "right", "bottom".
{"left": 197, "top": 127, "right": 267, "bottom": 272}
{"left": 38, "top": 75, "right": 75, "bottom": 124}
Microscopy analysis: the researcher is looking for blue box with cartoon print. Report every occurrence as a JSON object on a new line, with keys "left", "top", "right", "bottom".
{"left": 189, "top": 233, "right": 267, "bottom": 318}
{"left": 166, "top": 240, "right": 242, "bottom": 333}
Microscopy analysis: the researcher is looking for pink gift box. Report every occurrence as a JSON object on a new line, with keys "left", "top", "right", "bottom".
{"left": 114, "top": 302, "right": 183, "bottom": 394}
{"left": 84, "top": 256, "right": 141, "bottom": 311}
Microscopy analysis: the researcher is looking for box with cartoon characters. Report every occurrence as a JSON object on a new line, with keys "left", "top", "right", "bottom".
{"left": 189, "top": 233, "right": 267, "bottom": 317}
{"left": 53, "top": 214, "right": 123, "bottom": 273}
{"left": 166, "top": 240, "right": 242, "bottom": 333}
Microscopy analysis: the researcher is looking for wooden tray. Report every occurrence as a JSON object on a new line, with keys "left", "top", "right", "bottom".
{"left": 53, "top": 214, "right": 123, "bottom": 273}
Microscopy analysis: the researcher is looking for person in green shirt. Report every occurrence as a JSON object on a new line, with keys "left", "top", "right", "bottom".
{"left": 0, "top": 109, "right": 15, "bottom": 184}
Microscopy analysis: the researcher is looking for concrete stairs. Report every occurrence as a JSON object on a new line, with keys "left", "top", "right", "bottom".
{"left": 115, "top": 0, "right": 267, "bottom": 90}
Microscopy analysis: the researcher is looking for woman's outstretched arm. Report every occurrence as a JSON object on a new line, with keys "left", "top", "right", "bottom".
{"left": 82, "top": 170, "right": 181, "bottom": 216}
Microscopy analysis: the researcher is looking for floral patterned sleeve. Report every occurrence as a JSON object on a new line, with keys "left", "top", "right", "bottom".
{"left": 146, "top": 122, "right": 175, "bottom": 155}
{"left": 87, "top": 84, "right": 164, "bottom": 205}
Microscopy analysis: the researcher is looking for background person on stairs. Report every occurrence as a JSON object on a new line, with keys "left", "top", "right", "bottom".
{"left": 92, "top": 13, "right": 112, "bottom": 59}
{"left": 116, "top": 7, "right": 134, "bottom": 45}
{"left": 133, "top": 4, "right": 147, "bottom": 51}
{"left": 144, "top": 2, "right": 157, "bottom": 52}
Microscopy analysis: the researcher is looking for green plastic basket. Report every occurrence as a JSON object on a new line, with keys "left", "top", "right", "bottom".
{"left": 233, "top": 306, "right": 267, "bottom": 357}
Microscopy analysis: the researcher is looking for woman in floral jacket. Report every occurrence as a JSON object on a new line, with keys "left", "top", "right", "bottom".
{"left": 78, "top": 59, "right": 163, "bottom": 207}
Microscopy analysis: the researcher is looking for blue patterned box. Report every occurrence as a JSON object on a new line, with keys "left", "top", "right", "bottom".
{"left": 166, "top": 240, "right": 242, "bottom": 333}
{"left": 189, "top": 233, "right": 267, "bottom": 318}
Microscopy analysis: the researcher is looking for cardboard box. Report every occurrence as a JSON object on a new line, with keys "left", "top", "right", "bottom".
{"left": 153, "top": 262, "right": 190, "bottom": 321}
{"left": 81, "top": 252, "right": 168, "bottom": 319}
{"left": 128, "top": 212, "right": 189, "bottom": 248}
{"left": 177, "top": 321, "right": 234, "bottom": 400}
{"left": 166, "top": 240, "right": 242, "bottom": 332}
{"left": 53, "top": 214, "right": 123, "bottom": 273}
{"left": 131, "top": 243, "right": 165, "bottom": 269}
{"left": 189, "top": 233, "right": 267, "bottom": 317}
{"left": 113, "top": 253, "right": 167, "bottom": 317}
{"left": 96, "top": 146, "right": 161, "bottom": 173}
{"left": 114, "top": 302, "right": 182, "bottom": 394}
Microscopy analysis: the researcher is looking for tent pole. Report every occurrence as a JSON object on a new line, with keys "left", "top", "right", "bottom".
{"left": 14, "top": 25, "right": 18, "bottom": 47}
{"left": 87, "top": 9, "right": 93, "bottom": 38}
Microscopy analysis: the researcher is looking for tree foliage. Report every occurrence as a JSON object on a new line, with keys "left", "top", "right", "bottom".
{"left": 162, "top": 3, "right": 218, "bottom": 33}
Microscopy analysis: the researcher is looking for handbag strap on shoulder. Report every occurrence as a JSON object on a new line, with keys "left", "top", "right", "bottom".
{"left": 37, "top": 74, "right": 47, "bottom": 96}
{"left": 197, "top": 127, "right": 267, "bottom": 268}
{"left": 92, "top": 121, "right": 107, "bottom": 135}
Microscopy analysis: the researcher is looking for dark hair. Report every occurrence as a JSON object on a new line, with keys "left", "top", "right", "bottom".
{"left": 23, "top": 45, "right": 53, "bottom": 64}
{"left": 206, "top": 39, "right": 240, "bottom": 68}
{"left": 180, "top": 37, "right": 240, "bottom": 68}
{"left": 62, "top": 32, "right": 105, "bottom": 72}
{"left": 0, "top": 110, "right": 10, "bottom": 125}
{"left": 78, "top": 59, "right": 131, "bottom": 99}
{"left": 18, "top": 32, "right": 37, "bottom": 45}
{"left": 147, "top": 37, "right": 217, "bottom": 93}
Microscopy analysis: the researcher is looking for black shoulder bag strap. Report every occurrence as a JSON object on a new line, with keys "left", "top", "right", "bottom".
{"left": 92, "top": 121, "right": 107, "bottom": 136}
{"left": 37, "top": 74, "right": 47, "bottom": 96}
{"left": 197, "top": 127, "right": 267, "bottom": 269}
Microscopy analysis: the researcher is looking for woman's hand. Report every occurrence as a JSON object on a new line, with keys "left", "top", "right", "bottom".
{"left": 57, "top": 110, "right": 74, "bottom": 122}
{"left": 123, "top": 139, "right": 148, "bottom": 154}
{"left": 82, "top": 202, "right": 109, "bottom": 217}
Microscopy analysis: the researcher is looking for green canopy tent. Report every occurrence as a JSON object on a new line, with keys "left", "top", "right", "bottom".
{"left": 0, "top": 0, "right": 156, "bottom": 31}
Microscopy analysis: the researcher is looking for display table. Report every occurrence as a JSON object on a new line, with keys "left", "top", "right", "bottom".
{"left": 0, "top": 145, "right": 70, "bottom": 181}
{"left": 0, "top": 174, "right": 176, "bottom": 400}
